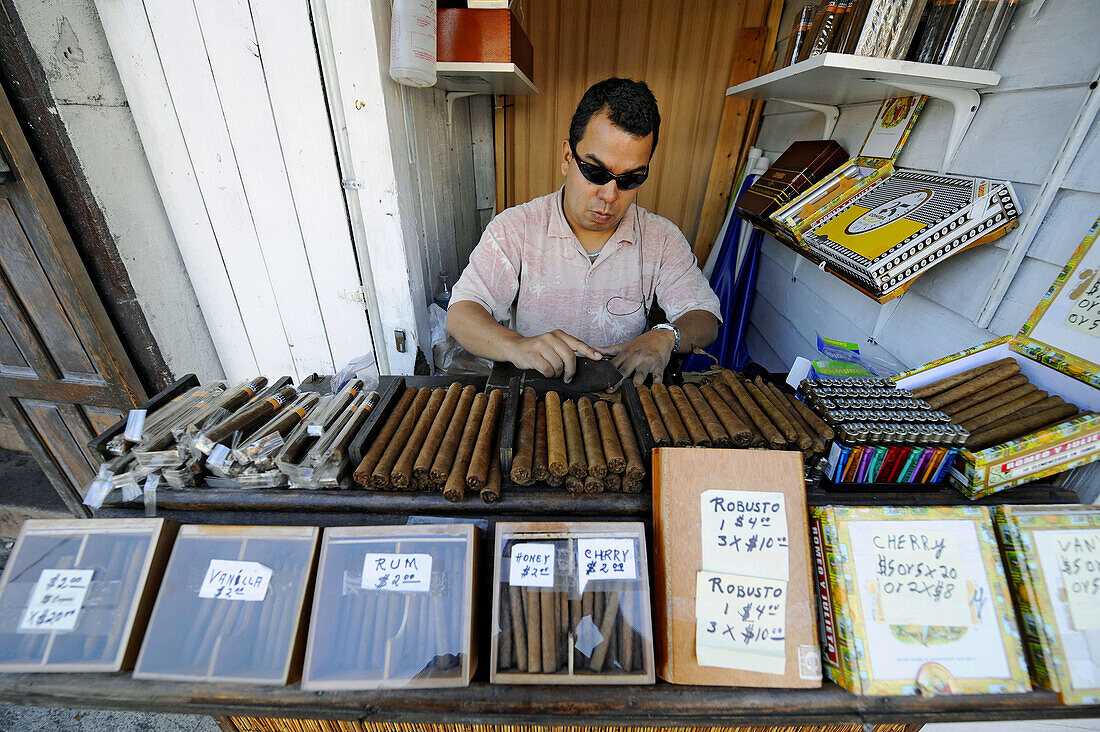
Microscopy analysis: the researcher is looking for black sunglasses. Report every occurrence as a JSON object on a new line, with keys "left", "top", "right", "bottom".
{"left": 570, "top": 142, "right": 649, "bottom": 191}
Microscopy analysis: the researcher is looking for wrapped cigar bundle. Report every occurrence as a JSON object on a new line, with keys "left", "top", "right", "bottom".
{"left": 352, "top": 383, "right": 505, "bottom": 503}
{"left": 911, "top": 0, "right": 1018, "bottom": 69}
{"left": 513, "top": 389, "right": 646, "bottom": 493}
{"left": 491, "top": 522, "right": 655, "bottom": 684}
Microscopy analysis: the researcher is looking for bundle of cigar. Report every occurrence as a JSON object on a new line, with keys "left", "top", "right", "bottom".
{"left": 911, "top": 358, "right": 1084, "bottom": 452}
{"left": 496, "top": 539, "right": 648, "bottom": 679}
{"left": 509, "top": 388, "right": 646, "bottom": 493}
{"left": 637, "top": 373, "right": 833, "bottom": 458}
{"left": 353, "top": 384, "right": 505, "bottom": 503}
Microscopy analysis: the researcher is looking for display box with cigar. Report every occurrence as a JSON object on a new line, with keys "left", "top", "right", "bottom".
{"left": 994, "top": 505, "right": 1100, "bottom": 704}
{"left": 490, "top": 521, "right": 655, "bottom": 684}
{"left": 0, "top": 518, "right": 176, "bottom": 672}
{"left": 133, "top": 525, "right": 319, "bottom": 685}
{"left": 301, "top": 524, "right": 477, "bottom": 690}
{"left": 811, "top": 505, "right": 1031, "bottom": 696}
{"left": 895, "top": 218, "right": 1100, "bottom": 498}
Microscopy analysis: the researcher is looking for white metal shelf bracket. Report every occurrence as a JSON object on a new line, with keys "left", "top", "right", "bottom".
{"left": 867, "top": 79, "right": 980, "bottom": 171}
{"left": 774, "top": 99, "right": 840, "bottom": 139}
{"left": 869, "top": 294, "right": 904, "bottom": 345}
{"left": 445, "top": 91, "right": 479, "bottom": 126}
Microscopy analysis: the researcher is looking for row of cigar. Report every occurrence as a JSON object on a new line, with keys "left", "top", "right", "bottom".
{"left": 912, "top": 358, "right": 1085, "bottom": 452}
{"left": 352, "top": 383, "right": 504, "bottom": 503}
{"left": 510, "top": 389, "right": 646, "bottom": 493}
{"left": 637, "top": 372, "right": 835, "bottom": 456}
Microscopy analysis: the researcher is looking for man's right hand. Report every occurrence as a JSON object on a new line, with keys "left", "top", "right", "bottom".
{"left": 505, "top": 329, "right": 603, "bottom": 383}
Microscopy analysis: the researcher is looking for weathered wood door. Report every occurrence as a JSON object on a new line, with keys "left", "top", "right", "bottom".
{"left": 0, "top": 83, "right": 146, "bottom": 516}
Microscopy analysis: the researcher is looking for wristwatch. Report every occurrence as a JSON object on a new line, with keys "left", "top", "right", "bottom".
{"left": 650, "top": 323, "right": 680, "bottom": 353}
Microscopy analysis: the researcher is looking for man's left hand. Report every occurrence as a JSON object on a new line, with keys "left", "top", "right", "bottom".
{"left": 603, "top": 328, "right": 676, "bottom": 387}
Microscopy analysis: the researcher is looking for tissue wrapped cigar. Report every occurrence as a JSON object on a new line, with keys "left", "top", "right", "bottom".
{"left": 391, "top": 388, "right": 448, "bottom": 489}
{"left": 577, "top": 398, "right": 607, "bottom": 478}
{"left": 413, "top": 382, "right": 464, "bottom": 484}
{"left": 650, "top": 384, "right": 691, "bottom": 446}
{"left": 371, "top": 388, "right": 432, "bottom": 488}
{"left": 443, "top": 393, "right": 487, "bottom": 502}
{"left": 636, "top": 386, "right": 671, "bottom": 446}
{"left": 561, "top": 399, "right": 587, "bottom": 479}
{"left": 594, "top": 400, "right": 626, "bottom": 473}
{"left": 430, "top": 385, "right": 478, "bottom": 486}
{"left": 510, "top": 387, "right": 537, "bottom": 485}
{"left": 545, "top": 391, "right": 568, "bottom": 478}
{"left": 467, "top": 389, "right": 504, "bottom": 490}
{"left": 201, "top": 385, "right": 298, "bottom": 449}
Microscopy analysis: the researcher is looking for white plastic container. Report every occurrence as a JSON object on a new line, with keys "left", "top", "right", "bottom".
{"left": 390, "top": 0, "right": 437, "bottom": 88}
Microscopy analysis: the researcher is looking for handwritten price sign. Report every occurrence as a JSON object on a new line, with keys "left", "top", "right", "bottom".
{"left": 198, "top": 560, "right": 272, "bottom": 601}
{"left": 695, "top": 570, "right": 787, "bottom": 674}
{"left": 700, "top": 490, "right": 789, "bottom": 580}
{"left": 1049, "top": 529, "right": 1100, "bottom": 630}
{"left": 509, "top": 543, "right": 555, "bottom": 588}
{"left": 19, "top": 569, "right": 94, "bottom": 632}
{"left": 577, "top": 538, "right": 637, "bottom": 590}
{"left": 362, "top": 553, "right": 432, "bottom": 592}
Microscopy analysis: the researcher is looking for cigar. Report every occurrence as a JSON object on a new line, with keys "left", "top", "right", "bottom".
{"left": 203, "top": 385, "right": 298, "bottom": 447}
{"left": 510, "top": 387, "right": 537, "bottom": 485}
{"left": 612, "top": 402, "right": 645, "bottom": 482}
{"left": 623, "top": 478, "right": 643, "bottom": 494}
{"left": 545, "top": 391, "right": 568, "bottom": 478}
{"left": 972, "top": 395, "right": 1065, "bottom": 434}
{"left": 547, "top": 474, "right": 564, "bottom": 488}
{"left": 561, "top": 400, "right": 587, "bottom": 479}
{"left": 714, "top": 381, "right": 766, "bottom": 445}
{"left": 413, "top": 382, "right": 463, "bottom": 484}
{"left": 467, "top": 389, "right": 504, "bottom": 490}
{"left": 577, "top": 397, "right": 607, "bottom": 478}
{"left": 761, "top": 380, "right": 813, "bottom": 450}
{"left": 721, "top": 372, "right": 784, "bottom": 446}
{"left": 784, "top": 391, "right": 835, "bottom": 441}
{"left": 699, "top": 384, "right": 752, "bottom": 446}
{"left": 509, "top": 583, "right": 528, "bottom": 672}
{"left": 750, "top": 377, "right": 801, "bottom": 446}
{"left": 958, "top": 386, "right": 1044, "bottom": 431}
{"left": 371, "top": 388, "right": 432, "bottom": 488}
{"left": 588, "top": 404, "right": 624, "bottom": 476}
{"left": 912, "top": 358, "right": 1017, "bottom": 400}
{"left": 540, "top": 589, "right": 557, "bottom": 673}
{"left": 533, "top": 399, "right": 550, "bottom": 482}
{"left": 565, "top": 475, "right": 585, "bottom": 493}
{"left": 620, "top": 586, "right": 634, "bottom": 673}
{"left": 927, "top": 361, "right": 1023, "bottom": 410}
{"left": 775, "top": 389, "right": 825, "bottom": 453}
{"left": 524, "top": 586, "right": 542, "bottom": 673}
{"left": 636, "top": 386, "right": 671, "bottom": 446}
{"left": 584, "top": 475, "right": 604, "bottom": 493}
{"left": 967, "top": 402, "right": 1080, "bottom": 451}
{"left": 683, "top": 384, "right": 731, "bottom": 447}
{"left": 589, "top": 588, "right": 622, "bottom": 672}
{"left": 667, "top": 385, "right": 710, "bottom": 446}
{"left": 604, "top": 473, "right": 622, "bottom": 492}
{"left": 391, "top": 388, "right": 448, "bottom": 489}
{"left": 430, "top": 385, "right": 478, "bottom": 486}
{"left": 940, "top": 374, "right": 1029, "bottom": 415}
{"left": 480, "top": 426, "right": 503, "bottom": 503}
{"left": 442, "top": 393, "right": 487, "bottom": 502}
{"left": 647, "top": 384, "right": 689, "bottom": 446}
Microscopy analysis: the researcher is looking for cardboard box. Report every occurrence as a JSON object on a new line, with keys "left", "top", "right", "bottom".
{"left": 994, "top": 505, "right": 1100, "bottom": 704}
{"left": 895, "top": 217, "right": 1100, "bottom": 498}
{"left": 651, "top": 449, "right": 821, "bottom": 687}
{"left": 134, "top": 525, "right": 319, "bottom": 685}
{"left": 0, "top": 518, "right": 176, "bottom": 672}
{"left": 490, "top": 521, "right": 654, "bottom": 684}
{"left": 301, "top": 524, "right": 478, "bottom": 690}
{"left": 811, "top": 505, "right": 1031, "bottom": 696}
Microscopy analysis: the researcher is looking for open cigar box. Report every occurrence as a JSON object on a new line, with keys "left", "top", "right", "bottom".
{"left": 133, "top": 525, "right": 319, "bottom": 685}
{"left": 895, "top": 218, "right": 1100, "bottom": 499}
{"left": 301, "top": 523, "right": 478, "bottom": 690}
{"left": 490, "top": 521, "right": 655, "bottom": 684}
{"left": 0, "top": 518, "right": 176, "bottom": 672}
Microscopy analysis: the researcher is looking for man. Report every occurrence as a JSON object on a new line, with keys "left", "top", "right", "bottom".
{"left": 447, "top": 78, "right": 721, "bottom": 385}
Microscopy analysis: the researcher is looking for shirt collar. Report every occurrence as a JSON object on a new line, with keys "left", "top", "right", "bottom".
{"left": 547, "top": 187, "right": 640, "bottom": 247}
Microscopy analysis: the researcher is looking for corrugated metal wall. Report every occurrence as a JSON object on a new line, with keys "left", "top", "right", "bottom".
{"left": 747, "top": 0, "right": 1100, "bottom": 374}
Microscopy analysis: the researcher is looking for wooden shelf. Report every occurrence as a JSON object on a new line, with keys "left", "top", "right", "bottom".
{"left": 435, "top": 62, "right": 537, "bottom": 95}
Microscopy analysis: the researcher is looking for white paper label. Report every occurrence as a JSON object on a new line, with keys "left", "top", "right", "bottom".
{"left": 700, "top": 489, "right": 789, "bottom": 580}
{"left": 577, "top": 538, "right": 637, "bottom": 591}
{"left": 124, "top": 409, "right": 147, "bottom": 441}
{"left": 362, "top": 552, "right": 432, "bottom": 592}
{"left": 307, "top": 424, "right": 324, "bottom": 437}
{"left": 19, "top": 569, "right": 94, "bottom": 632}
{"left": 208, "top": 443, "right": 230, "bottom": 468}
{"left": 198, "top": 559, "right": 272, "bottom": 601}
{"left": 1050, "top": 530, "right": 1100, "bottom": 630}
{"left": 865, "top": 528, "right": 972, "bottom": 627}
{"left": 695, "top": 570, "right": 787, "bottom": 674}
{"left": 508, "top": 543, "right": 555, "bottom": 588}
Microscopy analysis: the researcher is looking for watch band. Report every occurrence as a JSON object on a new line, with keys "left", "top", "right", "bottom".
{"left": 651, "top": 323, "right": 680, "bottom": 353}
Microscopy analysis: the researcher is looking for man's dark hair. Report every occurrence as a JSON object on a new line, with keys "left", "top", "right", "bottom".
{"left": 569, "top": 78, "right": 661, "bottom": 156}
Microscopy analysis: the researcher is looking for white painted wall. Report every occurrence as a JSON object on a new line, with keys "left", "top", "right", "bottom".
{"left": 747, "top": 0, "right": 1100, "bottom": 375}
{"left": 9, "top": 0, "right": 223, "bottom": 382}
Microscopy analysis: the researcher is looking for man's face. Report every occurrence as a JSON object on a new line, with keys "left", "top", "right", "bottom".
{"left": 561, "top": 110, "right": 653, "bottom": 238}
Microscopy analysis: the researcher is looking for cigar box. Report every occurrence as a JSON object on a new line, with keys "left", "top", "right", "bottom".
{"left": 301, "top": 523, "right": 478, "bottom": 690}
{"left": 133, "top": 525, "right": 319, "bottom": 685}
{"left": 650, "top": 449, "right": 821, "bottom": 687}
{"left": 437, "top": 9, "right": 534, "bottom": 82}
{"left": 490, "top": 521, "right": 655, "bottom": 684}
{"left": 994, "top": 505, "right": 1100, "bottom": 704}
{"left": 894, "top": 218, "right": 1100, "bottom": 498}
{"left": 811, "top": 505, "right": 1031, "bottom": 696}
{"left": 0, "top": 518, "right": 176, "bottom": 672}
{"left": 734, "top": 140, "right": 849, "bottom": 236}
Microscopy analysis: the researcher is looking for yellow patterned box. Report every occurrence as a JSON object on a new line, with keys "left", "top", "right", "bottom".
{"left": 894, "top": 218, "right": 1100, "bottom": 498}
{"left": 810, "top": 505, "right": 1030, "bottom": 696}
{"left": 995, "top": 505, "right": 1100, "bottom": 704}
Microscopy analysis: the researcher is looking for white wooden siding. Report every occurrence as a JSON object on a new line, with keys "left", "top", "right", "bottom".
{"left": 748, "top": 0, "right": 1100, "bottom": 374}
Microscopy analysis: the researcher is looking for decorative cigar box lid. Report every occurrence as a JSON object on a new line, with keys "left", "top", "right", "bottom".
{"left": 1013, "top": 217, "right": 1100, "bottom": 389}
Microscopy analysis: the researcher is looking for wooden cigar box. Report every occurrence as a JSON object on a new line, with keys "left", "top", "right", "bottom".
{"left": 133, "top": 525, "right": 319, "bottom": 685}
{"left": 301, "top": 523, "right": 478, "bottom": 690}
{"left": 651, "top": 449, "right": 821, "bottom": 687}
{"left": 894, "top": 218, "right": 1100, "bottom": 498}
{"left": 490, "top": 521, "right": 655, "bottom": 684}
{"left": 734, "top": 140, "right": 848, "bottom": 235}
{"left": 0, "top": 518, "right": 176, "bottom": 672}
{"left": 437, "top": 8, "right": 534, "bottom": 80}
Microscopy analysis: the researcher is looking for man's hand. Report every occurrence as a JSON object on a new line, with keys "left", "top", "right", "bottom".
{"left": 506, "top": 329, "right": 603, "bottom": 383}
{"left": 603, "top": 328, "right": 676, "bottom": 386}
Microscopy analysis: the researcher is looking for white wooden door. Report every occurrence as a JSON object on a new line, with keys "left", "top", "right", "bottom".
{"left": 95, "top": 0, "right": 375, "bottom": 382}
